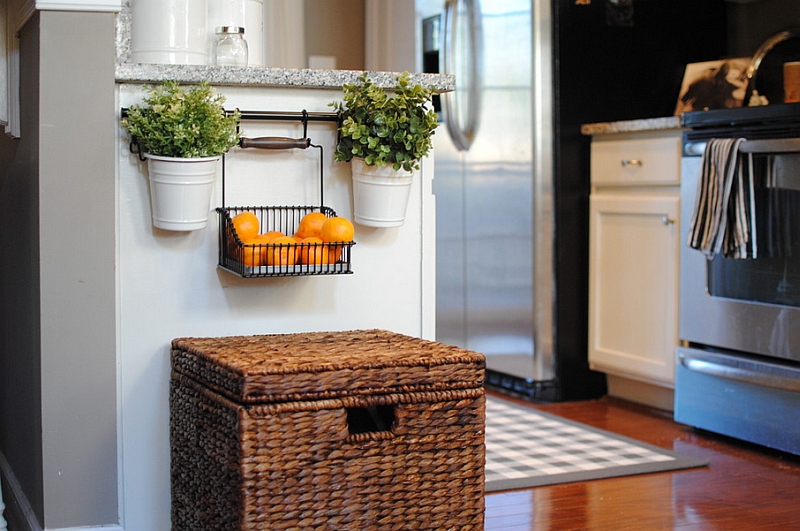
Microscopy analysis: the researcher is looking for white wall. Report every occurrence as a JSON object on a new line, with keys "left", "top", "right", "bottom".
{"left": 116, "top": 84, "right": 435, "bottom": 530}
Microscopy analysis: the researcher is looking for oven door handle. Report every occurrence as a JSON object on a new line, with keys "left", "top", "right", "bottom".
{"left": 684, "top": 138, "right": 800, "bottom": 157}
{"left": 679, "top": 350, "right": 800, "bottom": 393}
{"left": 739, "top": 138, "right": 800, "bottom": 154}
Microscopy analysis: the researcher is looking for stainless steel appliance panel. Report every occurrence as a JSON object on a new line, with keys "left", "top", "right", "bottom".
{"left": 677, "top": 114, "right": 800, "bottom": 455}
{"left": 675, "top": 346, "right": 800, "bottom": 455}
{"left": 680, "top": 148, "right": 800, "bottom": 365}
{"left": 433, "top": 0, "right": 542, "bottom": 383}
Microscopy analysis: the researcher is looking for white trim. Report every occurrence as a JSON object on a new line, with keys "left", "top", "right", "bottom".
{"left": 420, "top": 151, "right": 436, "bottom": 341}
{"left": 114, "top": 84, "right": 126, "bottom": 528}
{"left": 35, "top": 0, "right": 121, "bottom": 11}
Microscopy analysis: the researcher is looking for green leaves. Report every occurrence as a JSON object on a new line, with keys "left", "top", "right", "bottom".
{"left": 122, "top": 81, "right": 241, "bottom": 158}
{"left": 330, "top": 72, "right": 438, "bottom": 172}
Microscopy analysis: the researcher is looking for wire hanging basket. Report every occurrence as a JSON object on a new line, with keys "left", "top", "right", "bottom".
{"left": 216, "top": 110, "right": 355, "bottom": 278}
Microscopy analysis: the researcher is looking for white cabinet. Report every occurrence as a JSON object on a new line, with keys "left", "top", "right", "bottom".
{"left": 589, "top": 194, "right": 679, "bottom": 382}
{"left": 588, "top": 130, "right": 682, "bottom": 410}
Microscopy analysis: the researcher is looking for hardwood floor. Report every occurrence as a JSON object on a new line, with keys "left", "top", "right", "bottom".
{"left": 484, "top": 390, "right": 800, "bottom": 530}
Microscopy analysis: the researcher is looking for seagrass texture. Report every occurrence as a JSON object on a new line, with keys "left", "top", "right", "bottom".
{"left": 171, "top": 329, "right": 486, "bottom": 403}
{"left": 170, "top": 330, "right": 486, "bottom": 531}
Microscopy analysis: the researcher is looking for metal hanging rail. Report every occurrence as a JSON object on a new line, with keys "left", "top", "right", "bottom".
{"left": 231, "top": 109, "right": 339, "bottom": 122}
{"left": 122, "top": 107, "right": 343, "bottom": 207}
{"left": 231, "top": 109, "right": 339, "bottom": 142}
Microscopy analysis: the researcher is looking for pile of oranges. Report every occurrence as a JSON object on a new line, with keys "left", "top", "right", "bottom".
{"left": 229, "top": 211, "right": 355, "bottom": 267}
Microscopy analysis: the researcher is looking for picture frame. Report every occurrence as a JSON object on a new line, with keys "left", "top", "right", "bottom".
{"left": 674, "top": 58, "right": 750, "bottom": 115}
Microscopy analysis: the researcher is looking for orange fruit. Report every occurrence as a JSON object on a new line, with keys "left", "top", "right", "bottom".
{"left": 231, "top": 211, "right": 259, "bottom": 242}
{"left": 295, "top": 212, "right": 329, "bottom": 239}
{"left": 320, "top": 216, "right": 355, "bottom": 243}
{"left": 260, "top": 230, "right": 285, "bottom": 242}
{"left": 265, "top": 236, "right": 299, "bottom": 267}
{"left": 240, "top": 243, "right": 261, "bottom": 267}
{"left": 241, "top": 233, "right": 276, "bottom": 267}
{"left": 327, "top": 244, "right": 343, "bottom": 264}
{"left": 298, "top": 236, "right": 329, "bottom": 265}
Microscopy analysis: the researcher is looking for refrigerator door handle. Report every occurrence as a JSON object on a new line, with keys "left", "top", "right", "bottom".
{"left": 442, "top": 0, "right": 483, "bottom": 151}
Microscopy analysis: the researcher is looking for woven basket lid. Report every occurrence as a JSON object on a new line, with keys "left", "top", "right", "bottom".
{"left": 171, "top": 329, "right": 485, "bottom": 404}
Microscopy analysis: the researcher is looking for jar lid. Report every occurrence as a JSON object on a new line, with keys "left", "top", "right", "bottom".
{"left": 216, "top": 26, "right": 245, "bottom": 35}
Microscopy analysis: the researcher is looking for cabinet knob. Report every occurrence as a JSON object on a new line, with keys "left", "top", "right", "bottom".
{"left": 621, "top": 159, "right": 643, "bottom": 167}
{"left": 662, "top": 215, "right": 676, "bottom": 225}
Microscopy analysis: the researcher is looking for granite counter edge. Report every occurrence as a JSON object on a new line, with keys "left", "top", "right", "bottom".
{"left": 115, "top": 63, "right": 455, "bottom": 92}
{"left": 581, "top": 116, "right": 683, "bottom": 136}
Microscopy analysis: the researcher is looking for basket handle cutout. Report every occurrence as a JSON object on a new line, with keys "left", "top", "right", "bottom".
{"left": 346, "top": 404, "right": 395, "bottom": 435}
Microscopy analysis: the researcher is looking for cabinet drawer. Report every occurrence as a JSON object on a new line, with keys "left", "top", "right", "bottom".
{"left": 591, "top": 134, "right": 681, "bottom": 187}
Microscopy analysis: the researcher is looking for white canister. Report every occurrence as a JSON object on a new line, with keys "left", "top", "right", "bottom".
{"left": 131, "top": 0, "right": 208, "bottom": 65}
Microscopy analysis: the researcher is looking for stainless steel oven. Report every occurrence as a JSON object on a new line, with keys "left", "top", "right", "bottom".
{"left": 676, "top": 105, "right": 800, "bottom": 455}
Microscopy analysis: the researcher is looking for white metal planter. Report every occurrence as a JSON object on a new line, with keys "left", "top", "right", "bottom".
{"left": 350, "top": 157, "right": 415, "bottom": 228}
{"left": 145, "top": 154, "right": 220, "bottom": 231}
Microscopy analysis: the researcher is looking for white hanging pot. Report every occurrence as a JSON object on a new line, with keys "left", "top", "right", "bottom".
{"left": 351, "top": 157, "right": 415, "bottom": 228}
{"left": 145, "top": 154, "right": 220, "bottom": 231}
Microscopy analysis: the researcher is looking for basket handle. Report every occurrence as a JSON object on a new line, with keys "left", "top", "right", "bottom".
{"left": 239, "top": 136, "right": 311, "bottom": 150}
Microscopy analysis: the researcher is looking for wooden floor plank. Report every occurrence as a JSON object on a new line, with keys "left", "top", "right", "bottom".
{"left": 484, "top": 390, "right": 800, "bottom": 530}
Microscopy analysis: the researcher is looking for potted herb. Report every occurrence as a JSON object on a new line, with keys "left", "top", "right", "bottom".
{"left": 330, "top": 72, "right": 438, "bottom": 227}
{"left": 122, "top": 81, "right": 241, "bottom": 231}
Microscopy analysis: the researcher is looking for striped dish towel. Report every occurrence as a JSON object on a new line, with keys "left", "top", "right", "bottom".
{"left": 687, "top": 138, "right": 757, "bottom": 259}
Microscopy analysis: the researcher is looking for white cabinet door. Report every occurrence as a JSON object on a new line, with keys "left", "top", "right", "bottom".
{"left": 588, "top": 193, "right": 680, "bottom": 386}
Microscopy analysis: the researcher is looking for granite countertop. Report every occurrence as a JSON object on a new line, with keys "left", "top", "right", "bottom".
{"left": 580, "top": 116, "right": 682, "bottom": 136}
{"left": 115, "top": 1, "right": 453, "bottom": 92}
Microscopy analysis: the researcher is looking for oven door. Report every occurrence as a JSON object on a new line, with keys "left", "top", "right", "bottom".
{"left": 679, "top": 145, "right": 800, "bottom": 364}
{"left": 677, "top": 140, "right": 800, "bottom": 456}
{"left": 676, "top": 345, "right": 800, "bottom": 455}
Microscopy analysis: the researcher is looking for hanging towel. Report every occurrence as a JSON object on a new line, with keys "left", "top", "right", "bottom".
{"left": 687, "top": 138, "right": 757, "bottom": 259}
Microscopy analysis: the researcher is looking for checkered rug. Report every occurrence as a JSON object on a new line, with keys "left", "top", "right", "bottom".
{"left": 484, "top": 396, "right": 708, "bottom": 492}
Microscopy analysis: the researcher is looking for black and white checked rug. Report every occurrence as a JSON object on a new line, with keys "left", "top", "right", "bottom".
{"left": 484, "top": 396, "right": 708, "bottom": 492}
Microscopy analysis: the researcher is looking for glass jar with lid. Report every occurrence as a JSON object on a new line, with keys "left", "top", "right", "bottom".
{"left": 214, "top": 26, "right": 248, "bottom": 67}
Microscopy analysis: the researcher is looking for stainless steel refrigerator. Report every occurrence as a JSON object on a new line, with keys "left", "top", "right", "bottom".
{"left": 419, "top": 0, "right": 728, "bottom": 401}
{"left": 422, "top": 0, "right": 561, "bottom": 399}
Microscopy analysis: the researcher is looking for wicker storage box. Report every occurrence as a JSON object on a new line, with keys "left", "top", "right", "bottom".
{"left": 170, "top": 329, "right": 486, "bottom": 531}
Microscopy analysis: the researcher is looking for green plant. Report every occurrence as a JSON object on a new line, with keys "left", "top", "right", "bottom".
{"left": 330, "top": 72, "right": 438, "bottom": 172}
{"left": 122, "top": 81, "right": 241, "bottom": 158}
